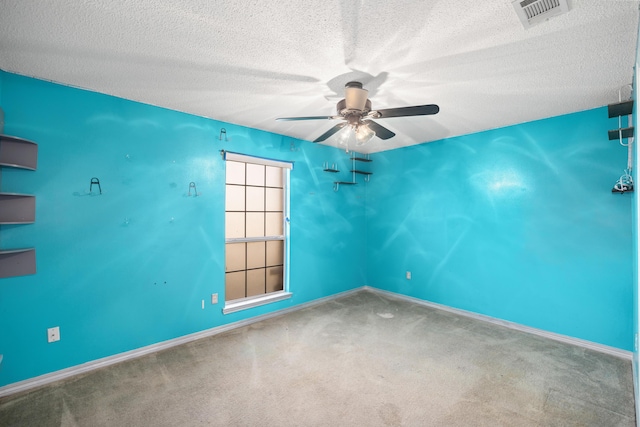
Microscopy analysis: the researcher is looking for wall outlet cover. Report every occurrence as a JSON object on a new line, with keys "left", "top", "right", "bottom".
{"left": 47, "top": 327, "right": 60, "bottom": 343}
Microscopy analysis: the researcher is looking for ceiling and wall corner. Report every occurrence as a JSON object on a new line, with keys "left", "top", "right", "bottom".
{"left": 0, "top": 0, "right": 638, "bottom": 154}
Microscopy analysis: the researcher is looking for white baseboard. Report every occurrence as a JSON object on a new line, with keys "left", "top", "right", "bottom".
{"left": 0, "top": 287, "right": 363, "bottom": 399}
{"left": 363, "top": 286, "right": 633, "bottom": 361}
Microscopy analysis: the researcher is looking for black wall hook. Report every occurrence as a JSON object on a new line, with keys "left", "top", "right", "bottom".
{"left": 90, "top": 177, "right": 102, "bottom": 194}
{"left": 188, "top": 182, "right": 198, "bottom": 197}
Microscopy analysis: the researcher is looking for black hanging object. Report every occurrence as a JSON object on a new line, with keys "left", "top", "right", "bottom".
{"left": 90, "top": 177, "right": 102, "bottom": 194}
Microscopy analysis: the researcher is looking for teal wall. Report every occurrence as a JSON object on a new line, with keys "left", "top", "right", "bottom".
{"left": 366, "top": 109, "right": 633, "bottom": 350}
{"left": 0, "top": 73, "right": 366, "bottom": 387}
{"left": 0, "top": 70, "right": 635, "bottom": 389}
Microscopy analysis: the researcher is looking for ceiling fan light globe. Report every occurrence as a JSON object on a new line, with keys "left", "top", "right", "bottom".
{"left": 355, "top": 124, "right": 375, "bottom": 146}
{"left": 336, "top": 125, "right": 353, "bottom": 146}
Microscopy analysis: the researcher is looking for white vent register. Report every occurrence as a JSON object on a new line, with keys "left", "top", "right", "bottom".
{"left": 512, "top": 0, "right": 569, "bottom": 29}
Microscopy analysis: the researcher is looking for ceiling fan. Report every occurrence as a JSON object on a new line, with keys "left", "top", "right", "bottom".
{"left": 276, "top": 81, "right": 439, "bottom": 146}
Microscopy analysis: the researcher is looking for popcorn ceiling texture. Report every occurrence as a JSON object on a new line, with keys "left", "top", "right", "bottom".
{"left": 0, "top": 0, "right": 638, "bottom": 153}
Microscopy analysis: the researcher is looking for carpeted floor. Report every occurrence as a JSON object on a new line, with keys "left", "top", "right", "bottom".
{"left": 0, "top": 289, "right": 636, "bottom": 426}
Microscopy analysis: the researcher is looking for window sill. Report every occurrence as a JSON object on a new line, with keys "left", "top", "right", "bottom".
{"left": 223, "top": 292, "right": 292, "bottom": 315}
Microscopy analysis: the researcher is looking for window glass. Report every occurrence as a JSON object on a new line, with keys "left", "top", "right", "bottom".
{"left": 226, "top": 185, "right": 245, "bottom": 211}
{"left": 246, "top": 163, "right": 265, "bottom": 186}
{"left": 226, "top": 161, "right": 245, "bottom": 185}
{"left": 225, "top": 271, "right": 246, "bottom": 300}
{"left": 246, "top": 186, "right": 265, "bottom": 211}
{"left": 247, "top": 242, "right": 266, "bottom": 269}
{"left": 225, "top": 212, "right": 245, "bottom": 238}
{"left": 226, "top": 243, "right": 246, "bottom": 272}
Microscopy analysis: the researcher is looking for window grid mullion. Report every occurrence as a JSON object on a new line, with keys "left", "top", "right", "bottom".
{"left": 244, "top": 164, "right": 248, "bottom": 297}
{"left": 263, "top": 168, "right": 267, "bottom": 294}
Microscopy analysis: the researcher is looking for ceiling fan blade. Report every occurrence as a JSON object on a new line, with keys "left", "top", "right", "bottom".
{"left": 276, "top": 115, "right": 338, "bottom": 121}
{"left": 314, "top": 122, "right": 348, "bottom": 142}
{"left": 363, "top": 120, "right": 395, "bottom": 140}
{"left": 372, "top": 104, "right": 440, "bottom": 119}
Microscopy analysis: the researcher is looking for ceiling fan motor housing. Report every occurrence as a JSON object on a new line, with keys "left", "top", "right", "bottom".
{"left": 343, "top": 81, "right": 370, "bottom": 112}
{"left": 337, "top": 99, "right": 372, "bottom": 122}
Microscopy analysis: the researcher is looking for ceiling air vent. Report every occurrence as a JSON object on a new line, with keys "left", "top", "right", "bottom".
{"left": 512, "top": 0, "right": 570, "bottom": 29}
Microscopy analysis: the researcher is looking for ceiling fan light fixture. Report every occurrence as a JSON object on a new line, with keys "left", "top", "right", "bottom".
{"left": 355, "top": 123, "right": 375, "bottom": 146}
{"left": 336, "top": 125, "right": 355, "bottom": 146}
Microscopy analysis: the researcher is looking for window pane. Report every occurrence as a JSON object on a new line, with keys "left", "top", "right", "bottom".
{"left": 265, "top": 166, "right": 283, "bottom": 188}
{"left": 246, "top": 163, "right": 265, "bottom": 186}
{"left": 246, "top": 186, "right": 265, "bottom": 212}
{"left": 266, "top": 240, "right": 283, "bottom": 267}
{"left": 266, "top": 266, "right": 283, "bottom": 293}
{"left": 247, "top": 268, "right": 266, "bottom": 297}
{"left": 247, "top": 242, "right": 266, "bottom": 269}
{"left": 226, "top": 185, "right": 245, "bottom": 211}
{"left": 226, "top": 271, "right": 246, "bottom": 301}
{"left": 226, "top": 243, "right": 246, "bottom": 272}
{"left": 265, "top": 188, "right": 283, "bottom": 212}
{"left": 265, "top": 212, "right": 283, "bottom": 236}
{"left": 225, "top": 212, "right": 245, "bottom": 238}
{"left": 226, "top": 161, "right": 245, "bottom": 185}
{"left": 246, "top": 212, "right": 265, "bottom": 237}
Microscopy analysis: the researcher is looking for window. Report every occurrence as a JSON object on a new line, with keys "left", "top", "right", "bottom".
{"left": 223, "top": 152, "right": 292, "bottom": 314}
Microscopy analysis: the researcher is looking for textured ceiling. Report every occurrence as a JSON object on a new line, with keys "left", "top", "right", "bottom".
{"left": 0, "top": 0, "right": 638, "bottom": 153}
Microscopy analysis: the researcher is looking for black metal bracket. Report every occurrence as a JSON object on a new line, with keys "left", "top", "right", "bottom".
{"left": 188, "top": 182, "right": 198, "bottom": 197}
{"left": 90, "top": 177, "right": 102, "bottom": 194}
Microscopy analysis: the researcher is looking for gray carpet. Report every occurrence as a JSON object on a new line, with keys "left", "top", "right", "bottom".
{"left": 0, "top": 290, "right": 635, "bottom": 426}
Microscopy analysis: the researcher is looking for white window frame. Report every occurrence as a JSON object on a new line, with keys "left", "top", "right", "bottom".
{"left": 222, "top": 151, "right": 292, "bottom": 314}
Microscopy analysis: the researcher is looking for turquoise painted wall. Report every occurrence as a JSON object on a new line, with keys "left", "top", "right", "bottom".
{"left": 0, "top": 70, "right": 635, "bottom": 389}
{"left": 366, "top": 109, "right": 633, "bottom": 350}
{"left": 0, "top": 73, "right": 367, "bottom": 387}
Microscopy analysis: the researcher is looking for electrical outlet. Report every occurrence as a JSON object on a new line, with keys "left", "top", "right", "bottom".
{"left": 47, "top": 327, "right": 60, "bottom": 343}
{"left": 406, "top": 271, "right": 411, "bottom": 280}
{"left": 211, "top": 293, "right": 218, "bottom": 304}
